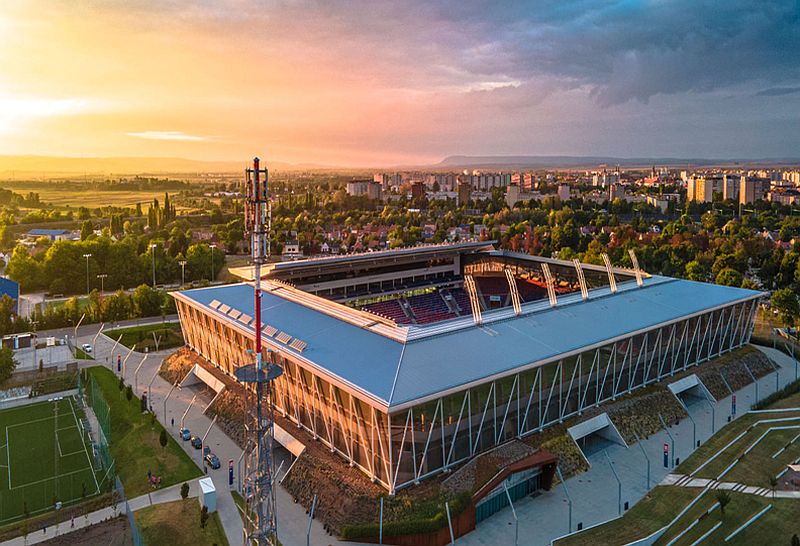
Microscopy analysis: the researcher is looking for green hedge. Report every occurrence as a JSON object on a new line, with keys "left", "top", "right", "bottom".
{"left": 340, "top": 491, "right": 472, "bottom": 540}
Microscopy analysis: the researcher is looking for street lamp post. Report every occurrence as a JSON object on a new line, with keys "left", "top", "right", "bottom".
{"left": 149, "top": 243, "right": 157, "bottom": 287}
{"left": 82, "top": 253, "right": 92, "bottom": 295}
{"left": 96, "top": 273, "right": 108, "bottom": 295}
{"left": 179, "top": 260, "right": 187, "bottom": 287}
{"left": 209, "top": 244, "right": 216, "bottom": 283}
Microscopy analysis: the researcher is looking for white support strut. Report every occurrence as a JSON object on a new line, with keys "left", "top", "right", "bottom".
{"left": 602, "top": 253, "right": 617, "bottom": 293}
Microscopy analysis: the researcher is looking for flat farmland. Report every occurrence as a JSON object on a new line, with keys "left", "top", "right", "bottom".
{"left": 6, "top": 184, "right": 180, "bottom": 208}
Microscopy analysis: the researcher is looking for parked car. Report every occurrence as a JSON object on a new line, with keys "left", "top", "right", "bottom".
{"left": 180, "top": 428, "right": 191, "bottom": 441}
{"left": 203, "top": 446, "right": 211, "bottom": 457}
{"left": 81, "top": 343, "right": 93, "bottom": 353}
{"left": 204, "top": 453, "right": 221, "bottom": 469}
{"left": 191, "top": 436, "right": 202, "bottom": 449}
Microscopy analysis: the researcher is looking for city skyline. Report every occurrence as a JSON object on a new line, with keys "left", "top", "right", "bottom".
{"left": 1, "top": 1, "right": 798, "bottom": 167}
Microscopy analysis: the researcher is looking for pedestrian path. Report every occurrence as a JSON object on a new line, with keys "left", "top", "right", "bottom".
{"left": 661, "top": 472, "right": 800, "bottom": 498}
{"left": 0, "top": 482, "right": 198, "bottom": 545}
{"left": 459, "top": 345, "right": 798, "bottom": 546}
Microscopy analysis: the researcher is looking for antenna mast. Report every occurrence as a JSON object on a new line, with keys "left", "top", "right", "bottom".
{"left": 236, "top": 157, "right": 283, "bottom": 545}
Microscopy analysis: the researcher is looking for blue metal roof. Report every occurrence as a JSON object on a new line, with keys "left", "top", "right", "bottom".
{"left": 27, "top": 228, "right": 69, "bottom": 236}
{"left": 177, "top": 278, "right": 762, "bottom": 410}
{"left": 177, "top": 283, "right": 404, "bottom": 405}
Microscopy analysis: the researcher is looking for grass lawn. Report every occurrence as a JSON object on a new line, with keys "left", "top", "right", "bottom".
{"left": 135, "top": 499, "right": 228, "bottom": 546}
{"left": 0, "top": 398, "right": 103, "bottom": 524}
{"left": 75, "top": 347, "right": 94, "bottom": 360}
{"left": 554, "top": 486, "right": 700, "bottom": 546}
{"left": 85, "top": 366, "right": 200, "bottom": 497}
{"left": 675, "top": 388, "right": 800, "bottom": 482}
{"left": 105, "top": 323, "right": 184, "bottom": 353}
{"left": 652, "top": 490, "right": 792, "bottom": 546}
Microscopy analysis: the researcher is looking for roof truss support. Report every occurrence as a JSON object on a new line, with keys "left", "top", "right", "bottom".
{"left": 504, "top": 268, "right": 523, "bottom": 315}
{"left": 573, "top": 259, "right": 589, "bottom": 300}
{"left": 602, "top": 253, "right": 618, "bottom": 293}
{"left": 541, "top": 263, "right": 558, "bottom": 307}
{"left": 463, "top": 275, "right": 483, "bottom": 325}
{"left": 628, "top": 249, "right": 644, "bottom": 287}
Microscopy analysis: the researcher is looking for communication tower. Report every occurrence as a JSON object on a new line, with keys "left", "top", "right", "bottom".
{"left": 235, "top": 157, "right": 283, "bottom": 545}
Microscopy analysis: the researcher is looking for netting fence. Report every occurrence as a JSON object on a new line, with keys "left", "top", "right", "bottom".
{"left": 84, "top": 373, "right": 115, "bottom": 490}
{"left": 116, "top": 476, "right": 144, "bottom": 546}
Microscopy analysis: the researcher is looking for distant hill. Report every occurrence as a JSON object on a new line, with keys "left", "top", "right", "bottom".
{"left": 435, "top": 155, "right": 800, "bottom": 169}
{"left": 0, "top": 155, "right": 328, "bottom": 177}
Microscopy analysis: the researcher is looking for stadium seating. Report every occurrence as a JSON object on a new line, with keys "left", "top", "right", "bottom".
{"left": 448, "top": 287, "right": 472, "bottom": 315}
{"left": 515, "top": 278, "right": 548, "bottom": 302}
{"left": 362, "top": 299, "right": 414, "bottom": 324}
{"left": 405, "top": 292, "right": 455, "bottom": 324}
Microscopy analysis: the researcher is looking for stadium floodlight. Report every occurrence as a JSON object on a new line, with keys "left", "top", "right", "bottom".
{"left": 82, "top": 253, "right": 92, "bottom": 295}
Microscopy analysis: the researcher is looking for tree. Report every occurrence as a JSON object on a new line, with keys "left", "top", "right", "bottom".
{"left": 685, "top": 261, "right": 708, "bottom": 282}
{"left": 200, "top": 505, "right": 209, "bottom": 529}
{"left": 772, "top": 288, "right": 800, "bottom": 328}
{"left": 768, "top": 474, "right": 778, "bottom": 499}
{"left": 80, "top": 220, "right": 93, "bottom": 241}
{"left": 715, "top": 489, "right": 731, "bottom": 514}
{"left": 0, "top": 347, "right": 18, "bottom": 384}
{"left": 181, "top": 482, "right": 189, "bottom": 500}
{"left": 0, "top": 294, "right": 17, "bottom": 335}
{"left": 118, "top": 376, "right": 125, "bottom": 391}
{"left": 159, "top": 429, "right": 168, "bottom": 449}
{"left": 132, "top": 285, "right": 163, "bottom": 317}
{"left": 715, "top": 268, "right": 743, "bottom": 287}
{"left": 125, "top": 385, "right": 133, "bottom": 401}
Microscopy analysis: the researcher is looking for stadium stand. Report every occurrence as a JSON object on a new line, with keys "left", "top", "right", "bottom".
{"left": 362, "top": 299, "right": 413, "bottom": 324}
{"left": 405, "top": 291, "right": 456, "bottom": 324}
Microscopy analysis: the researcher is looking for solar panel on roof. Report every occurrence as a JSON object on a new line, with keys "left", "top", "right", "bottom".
{"left": 218, "top": 304, "right": 231, "bottom": 313}
{"left": 228, "top": 309, "right": 242, "bottom": 320}
{"left": 238, "top": 314, "right": 252, "bottom": 324}
{"left": 275, "top": 332, "right": 292, "bottom": 344}
{"left": 289, "top": 339, "right": 307, "bottom": 352}
{"left": 263, "top": 325, "right": 277, "bottom": 337}
{"left": 209, "top": 300, "right": 221, "bottom": 309}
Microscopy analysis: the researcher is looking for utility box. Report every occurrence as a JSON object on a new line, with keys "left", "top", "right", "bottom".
{"left": 198, "top": 477, "right": 216, "bottom": 513}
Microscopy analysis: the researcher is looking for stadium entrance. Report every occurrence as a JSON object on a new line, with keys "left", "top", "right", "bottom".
{"left": 471, "top": 448, "right": 558, "bottom": 524}
{"left": 668, "top": 375, "right": 716, "bottom": 410}
{"left": 568, "top": 413, "right": 627, "bottom": 458}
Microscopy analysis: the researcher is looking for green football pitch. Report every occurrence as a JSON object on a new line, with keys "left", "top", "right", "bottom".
{"left": 0, "top": 397, "right": 103, "bottom": 523}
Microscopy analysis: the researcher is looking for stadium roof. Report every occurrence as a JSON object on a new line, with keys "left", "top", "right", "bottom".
{"left": 228, "top": 240, "right": 495, "bottom": 281}
{"left": 174, "top": 276, "right": 762, "bottom": 411}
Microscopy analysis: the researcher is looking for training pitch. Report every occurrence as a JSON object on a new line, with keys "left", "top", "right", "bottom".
{"left": 0, "top": 397, "right": 102, "bottom": 524}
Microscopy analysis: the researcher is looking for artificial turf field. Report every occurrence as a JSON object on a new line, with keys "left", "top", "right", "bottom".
{"left": 0, "top": 397, "right": 102, "bottom": 523}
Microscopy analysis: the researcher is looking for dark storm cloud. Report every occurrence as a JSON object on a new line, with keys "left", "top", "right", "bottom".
{"left": 430, "top": 0, "right": 800, "bottom": 105}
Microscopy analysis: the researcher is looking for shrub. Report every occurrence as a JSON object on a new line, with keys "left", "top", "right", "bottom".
{"left": 125, "top": 385, "right": 133, "bottom": 401}
{"left": 339, "top": 491, "right": 471, "bottom": 540}
{"left": 181, "top": 482, "right": 189, "bottom": 500}
{"left": 159, "top": 429, "right": 168, "bottom": 449}
{"left": 200, "top": 505, "right": 209, "bottom": 529}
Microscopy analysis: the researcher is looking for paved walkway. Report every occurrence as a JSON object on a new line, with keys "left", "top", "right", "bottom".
{"left": 661, "top": 473, "right": 800, "bottom": 499}
{"left": 458, "top": 345, "right": 798, "bottom": 546}
{"left": 76, "top": 329, "right": 347, "bottom": 546}
{"left": 1, "top": 481, "right": 199, "bottom": 545}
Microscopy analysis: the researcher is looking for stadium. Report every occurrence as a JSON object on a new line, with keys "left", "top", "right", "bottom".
{"left": 172, "top": 241, "right": 762, "bottom": 496}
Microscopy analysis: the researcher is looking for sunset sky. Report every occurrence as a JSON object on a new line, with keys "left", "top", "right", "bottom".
{"left": 1, "top": 1, "right": 798, "bottom": 167}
